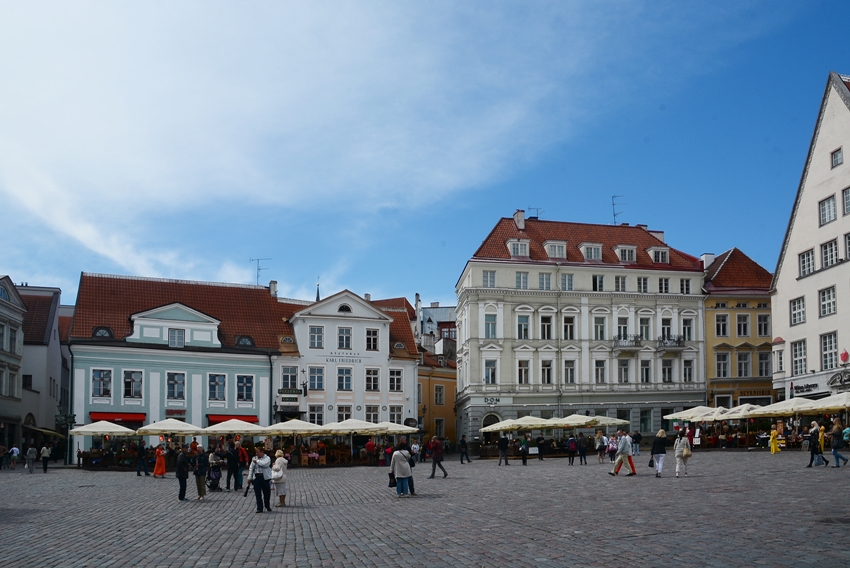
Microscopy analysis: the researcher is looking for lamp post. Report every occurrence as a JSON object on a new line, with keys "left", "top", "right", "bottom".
{"left": 54, "top": 411, "right": 76, "bottom": 465}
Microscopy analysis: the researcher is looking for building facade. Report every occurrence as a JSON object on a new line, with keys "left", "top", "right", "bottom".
{"left": 0, "top": 276, "right": 26, "bottom": 448}
{"left": 417, "top": 351, "right": 457, "bottom": 443}
{"left": 772, "top": 72, "right": 850, "bottom": 400}
{"left": 455, "top": 211, "right": 707, "bottom": 440}
{"left": 702, "top": 249, "right": 777, "bottom": 409}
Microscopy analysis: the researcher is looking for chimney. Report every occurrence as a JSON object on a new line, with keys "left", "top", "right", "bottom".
{"left": 513, "top": 209, "right": 525, "bottom": 230}
{"left": 701, "top": 253, "right": 715, "bottom": 270}
{"left": 648, "top": 230, "right": 665, "bottom": 243}
{"left": 364, "top": 293, "right": 371, "bottom": 301}
{"left": 269, "top": 280, "right": 278, "bottom": 297}
{"left": 636, "top": 224, "right": 647, "bottom": 230}
{"left": 430, "top": 302, "right": 439, "bottom": 308}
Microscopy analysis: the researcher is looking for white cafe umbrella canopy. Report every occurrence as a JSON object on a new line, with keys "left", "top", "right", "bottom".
{"left": 587, "top": 415, "right": 631, "bottom": 427}
{"left": 804, "top": 392, "right": 850, "bottom": 414}
{"left": 549, "top": 414, "right": 596, "bottom": 428}
{"left": 747, "top": 397, "right": 820, "bottom": 418}
{"left": 136, "top": 418, "right": 204, "bottom": 436}
{"left": 688, "top": 406, "right": 730, "bottom": 422}
{"left": 663, "top": 406, "right": 714, "bottom": 420}
{"left": 322, "top": 419, "right": 388, "bottom": 435}
{"left": 69, "top": 420, "right": 136, "bottom": 436}
{"left": 265, "top": 419, "right": 331, "bottom": 436}
{"left": 480, "top": 419, "right": 518, "bottom": 433}
{"left": 202, "top": 419, "right": 269, "bottom": 435}
{"left": 510, "top": 415, "right": 558, "bottom": 430}
{"left": 375, "top": 422, "right": 418, "bottom": 435}
{"left": 718, "top": 404, "right": 762, "bottom": 420}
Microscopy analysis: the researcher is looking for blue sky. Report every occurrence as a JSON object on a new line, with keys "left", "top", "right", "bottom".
{"left": 1, "top": 2, "right": 848, "bottom": 306}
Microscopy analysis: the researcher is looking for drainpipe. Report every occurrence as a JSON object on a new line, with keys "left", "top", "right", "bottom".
{"left": 556, "top": 263, "right": 563, "bottom": 434}
{"left": 68, "top": 344, "right": 75, "bottom": 466}
{"left": 268, "top": 352, "right": 274, "bottom": 426}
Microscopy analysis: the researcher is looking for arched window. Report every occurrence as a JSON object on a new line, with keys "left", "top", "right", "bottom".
{"left": 338, "top": 304, "right": 352, "bottom": 313}
{"left": 92, "top": 327, "right": 113, "bottom": 338}
{"left": 236, "top": 336, "right": 255, "bottom": 347}
{"left": 0, "top": 286, "right": 9, "bottom": 301}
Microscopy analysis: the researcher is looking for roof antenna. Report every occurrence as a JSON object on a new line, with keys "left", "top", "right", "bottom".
{"left": 249, "top": 257, "right": 271, "bottom": 285}
{"left": 527, "top": 207, "right": 543, "bottom": 219}
{"left": 316, "top": 276, "right": 321, "bottom": 302}
{"left": 611, "top": 195, "right": 625, "bottom": 225}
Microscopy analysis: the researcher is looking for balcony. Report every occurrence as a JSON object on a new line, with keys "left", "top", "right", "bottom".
{"left": 613, "top": 334, "right": 642, "bottom": 353}
{"left": 657, "top": 335, "right": 686, "bottom": 353}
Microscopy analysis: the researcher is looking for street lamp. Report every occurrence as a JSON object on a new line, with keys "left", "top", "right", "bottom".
{"left": 54, "top": 410, "right": 76, "bottom": 465}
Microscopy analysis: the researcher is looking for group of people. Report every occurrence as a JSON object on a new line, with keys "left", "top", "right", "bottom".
{"left": 388, "top": 436, "right": 448, "bottom": 497}
{"left": 805, "top": 419, "right": 850, "bottom": 468}
{"left": 0, "top": 442, "right": 52, "bottom": 473}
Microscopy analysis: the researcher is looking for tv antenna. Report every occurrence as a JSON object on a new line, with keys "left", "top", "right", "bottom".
{"left": 611, "top": 195, "right": 625, "bottom": 225}
{"left": 249, "top": 257, "right": 271, "bottom": 285}
{"left": 527, "top": 207, "right": 544, "bottom": 219}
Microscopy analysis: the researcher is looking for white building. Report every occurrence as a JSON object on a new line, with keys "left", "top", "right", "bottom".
{"left": 772, "top": 71, "right": 850, "bottom": 399}
{"left": 0, "top": 276, "right": 26, "bottom": 448}
{"left": 455, "top": 211, "right": 706, "bottom": 438}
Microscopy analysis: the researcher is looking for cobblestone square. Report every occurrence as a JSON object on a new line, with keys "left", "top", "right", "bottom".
{"left": 2, "top": 449, "right": 848, "bottom": 567}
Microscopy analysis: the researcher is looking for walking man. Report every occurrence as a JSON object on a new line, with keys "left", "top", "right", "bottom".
{"left": 40, "top": 443, "right": 50, "bottom": 473}
{"left": 632, "top": 430, "right": 642, "bottom": 456}
{"left": 459, "top": 435, "right": 470, "bottom": 464}
{"left": 427, "top": 436, "right": 448, "bottom": 478}
{"left": 26, "top": 444, "right": 37, "bottom": 473}
{"left": 225, "top": 442, "right": 239, "bottom": 491}
{"left": 249, "top": 446, "right": 272, "bottom": 513}
{"left": 536, "top": 434, "right": 546, "bottom": 460}
{"left": 609, "top": 429, "right": 636, "bottom": 476}
{"left": 136, "top": 440, "right": 150, "bottom": 476}
{"left": 176, "top": 444, "right": 191, "bottom": 502}
{"left": 498, "top": 433, "right": 510, "bottom": 466}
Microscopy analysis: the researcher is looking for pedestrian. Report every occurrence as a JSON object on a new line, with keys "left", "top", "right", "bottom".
{"left": 271, "top": 449, "right": 288, "bottom": 506}
{"left": 769, "top": 424, "right": 781, "bottom": 454}
{"left": 536, "top": 434, "right": 545, "bottom": 460}
{"left": 607, "top": 434, "right": 618, "bottom": 462}
{"left": 225, "top": 442, "right": 239, "bottom": 491}
{"left": 40, "top": 443, "right": 50, "bottom": 473}
{"left": 459, "top": 435, "right": 470, "bottom": 464}
{"left": 595, "top": 432, "right": 606, "bottom": 464}
{"left": 577, "top": 433, "right": 587, "bottom": 465}
{"left": 248, "top": 446, "right": 272, "bottom": 513}
{"left": 410, "top": 439, "right": 420, "bottom": 464}
{"left": 498, "top": 432, "right": 510, "bottom": 466}
{"left": 176, "top": 444, "right": 191, "bottom": 502}
{"left": 136, "top": 440, "right": 150, "bottom": 476}
{"left": 384, "top": 443, "right": 394, "bottom": 467}
{"left": 566, "top": 435, "right": 577, "bottom": 465}
{"left": 390, "top": 441, "right": 413, "bottom": 497}
{"left": 673, "top": 429, "right": 691, "bottom": 478}
{"left": 807, "top": 421, "right": 829, "bottom": 467}
{"left": 153, "top": 444, "right": 167, "bottom": 478}
{"left": 0, "top": 443, "right": 6, "bottom": 470}
{"left": 650, "top": 429, "right": 667, "bottom": 478}
{"left": 235, "top": 441, "right": 248, "bottom": 489}
{"left": 830, "top": 424, "right": 848, "bottom": 468}
{"left": 632, "top": 430, "right": 642, "bottom": 456}
{"left": 193, "top": 443, "right": 209, "bottom": 500}
{"left": 609, "top": 429, "right": 635, "bottom": 476}
{"left": 189, "top": 437, "right": 198, "bottom": 454}
{"left": 26, "top": 444, "right": 37, "bottom": 473}
{"left": 10, "top": 444, "right": 19, "bottom": 469}
{"left": 819, "top": 424, "right": 826, "bottom": 454}
{"left": 427, "top": 436, "right": 448, "bottom": 478}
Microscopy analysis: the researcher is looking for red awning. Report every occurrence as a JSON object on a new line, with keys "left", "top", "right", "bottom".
{"left": 207, "top": 414, "right": 259, "bottom": 425}
{"left": 90, "top": 412, "right": 146, "bottom": 422}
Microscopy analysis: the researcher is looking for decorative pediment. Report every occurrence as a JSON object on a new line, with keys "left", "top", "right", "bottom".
{"left": 514, "top": 344, "right": 536, "bottom": 352}
{"left": 561, "top": 344, "right": 581, "bottom": 352}
{"left": 538, "top": 344, "right": 558, "bottom": 352}
{"left": 591, "top": 344, "right": 612, "bottom": 353}
{"left": 591, "top": 306, "right": 610, "bottom": 314}
{"left": 538, "top": 306, "right": 557, "bottom": 314}
{"left": 714, "top": 343, "right": 734, "bottom": 351}
{"left": 736, "top": 342, "right": 756, "bottom": 350}
{"left": 131, "top": 303, "right": 219, "bottom": 324}
{"left": 515, "top": 304, "right": 535, "bottom": 313}
{"left": 637, "top": 308, "right": 655, "bottom": 316}
{"left": 680, "top": 309, "right": 698, "bottom": 316}
{"left": 828, "top": 370, "right": 850, "bottom": 388}
{"left": 481, "top": 343, "right": 503, "bottom": 352}
{"left": 291, "top": 290, "right": 392, "bottom": 322}
{"left": 561, "top": 306, "right": 580, "bottom": 314}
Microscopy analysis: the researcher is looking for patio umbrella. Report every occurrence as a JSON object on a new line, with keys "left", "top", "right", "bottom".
{"left": 322, "top": 419, "right": 388, "bottom": 435}
{"left": 479, "top": 419, "right": 518, "bottom": 433}
{"left": 510, "top": 415, "right": 558, "bottom": 430}
{"left": 689, "top": 407, "right": 730, "bottom": 422}
{"left": 202, "top": 419, "right": 269, "bottom": 435}
{"left": 136, "top": 418, "right": 204, "bottom": 436}
{"left": 748, "top": 397, "right": 819, "bottom": 419}
{"left": 265, "top": 419, "right": 330, "bottom": 436}
{"left": 721, "top": 404, "right": 763, "bottom": 420}
{"left": 662, "top": 406, "right": 714, "bottom": 420}
{"left": 375, "top": 422, "right": 418, "bottom": 435}
{"left": 588, "top": 415, "right": 631, "bottom": 427}
{"left": 804, "top": 392, "right": 850, "bottom": 414}
{"left": 548, "top": 414, "right": 597, "bottom": 428}
{"left": 69, "top": 420, "right": 136, "bottom": 436}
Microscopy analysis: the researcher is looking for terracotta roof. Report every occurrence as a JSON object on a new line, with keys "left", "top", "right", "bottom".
{"left": 19, "top": 291, "right": 59, "bottom": 345}
{"left": 704, "top": 248, "right": 772, "bottom": 292}
{"left": 376, "top": 306, "right": 419, "bottom": 358}
{"left": 420, "top": 351, "right": 457, "bottom": 370}
{"left": 71, "top": 273, "right": 299, "bottom": 351}
{"left": 473, "top": 217, "right": 701, "bottom": 270}
{"left": 370, "top": 297, "right": 415, "bottom": 320}
{"left": 58, "top": 315, "right": 73, "bottom": 343}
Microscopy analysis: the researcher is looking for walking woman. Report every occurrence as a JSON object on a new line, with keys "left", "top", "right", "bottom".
{"left": 193, "top": 444, "right": 209, "bottom": 500}
{"left": 153, "top": 444, "right": 167, "bottom": 478}
{"left": 607, "top": 434, "right": 618, "bottom": 463}
{"left": 830, "top": 424, "right": 849, "bottom": 468}
{"left": 271, "top": 450, "right": 288, "bottom": 507}
{"left": 595, "top": 431, "right": 606, "bottom": 464}
{"left": 769, "top": 424, "right": 781, "bottom": 454}
{"left": 577, "top": 433, "right": 588, "bottom": 465}
{"left": 673, "top": 429, "right": 691, "bottom": 478}
{"left": 807, "top": 421, "right": 829, "bottom": 467}
{"left": 650, "top": 429, "right": 667, "bottom": 478}
{"left": 390, "top": 441, "right": 413, "bottom": 497}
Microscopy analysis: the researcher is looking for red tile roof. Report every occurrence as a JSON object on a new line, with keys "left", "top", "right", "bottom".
{"left": 421, "top": 351, "right": 458, "bottom": 370}
{"left": 19, "top": 291, "right": 59, "bottom": 345}
{"left": 371, "top": 297, "right": 416, "bottom": 320}
{"left": 376, "top": 306, "right": 419, "bottom": 358}
{"left": 473, "top": 217, "right": 701, "bottom": 270}
{"left": 58, "top": 315, "right": 73, "bottom": 343}
{"left": 704, "top": 248, "right": 772, "bottom": 292}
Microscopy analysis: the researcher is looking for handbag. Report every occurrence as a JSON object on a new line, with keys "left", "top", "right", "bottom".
{"left": 682, "top": 445, "right": 692, "bottom": 459}
{"left": 388, "top": 472, "right": 397, "bottom": 488}
{"left": 408, "top": 456, "right": 416, "bottom": 468}
{"left": 648, "top": 457, "right": 654, "bottom": 468}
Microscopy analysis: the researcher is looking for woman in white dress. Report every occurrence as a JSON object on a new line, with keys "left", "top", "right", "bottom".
{"left": 271, "top": 450, "right": 288, "bottom": 507}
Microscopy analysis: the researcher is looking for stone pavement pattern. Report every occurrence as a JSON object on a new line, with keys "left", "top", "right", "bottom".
{"left": 1, "top": 450, "right": 848, "bottom": 567}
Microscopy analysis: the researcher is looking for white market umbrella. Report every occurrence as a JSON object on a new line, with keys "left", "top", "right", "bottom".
{"left": 804, "top": 392, "right": 850, "bottom": 414}
{"left": 265, "top": 419, "right": 330, "bottom": 436}
{"left": 322, "top": 419, "right": 388, "bottom": 435}
{"left": 136, "top": 418, "right": 204, "bottom": 436}
{"left": 511, "top": 415, "right": 558, "bottom": 430}
{"left": 748, "top": 397, "right": 819, "bottom": 419}
{"left": 202, "top": 419, "right": 269, "bottom": 435}
{"left": 480, "top": 419, "right": 518, "bottom": 433}
{"left": 69, "top": 420, "right": 136, "bottom": 436}
{"left": 549, "top": 414, "right": 596, "bottom": 428}
{"left": 375, "top": 422, "right": 418, "bottom": 435}
{"left": 588, "top": 415, "right": 631, "bottom": 427}
{"left": 689, "top": 407, "right": 730, "bottom": 422}
{"left": 663, "top": 406, "right": 714, "bottom": 420}
{"left": 721, "top": 404, "right": 763, "bottom": 420}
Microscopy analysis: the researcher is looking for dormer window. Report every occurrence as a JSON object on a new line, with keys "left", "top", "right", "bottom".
{"left": 168, "top": 328, "right": 185, "bottom": 348}
{"left": 394, "top": 342, "right": 405, "bottom": 349}
{"left": 508, "top": 240, "right": 530, "bottom": 257}
{"left": 544, "top": 241, "right": 566, "bottom": 259}
{"left": 92, "top": 327, "right": 113, "bottom": 338}
{"left": 338, "top": 304, "right": 352, "bottom": 313}
{"left": 282, "top": 336, "right": 294, "bottom": 344}
{"left": 581, "top": 243, "right": 602, "bottom": 261}
{"left": 236, "top": 336, "right": 255, "bottom": 347}
{"left": 615, "top": 246, "right": 636, "bottom": 262}
{"left": 648, "top": 247, "right": 670, "bottom": 264}
{"left": 0, "top": 286, "right": 8, "bottom": 301}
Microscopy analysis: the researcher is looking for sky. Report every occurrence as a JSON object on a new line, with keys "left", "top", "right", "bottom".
{"left": 2, "top": 2, "right": 849, "bottom": 307}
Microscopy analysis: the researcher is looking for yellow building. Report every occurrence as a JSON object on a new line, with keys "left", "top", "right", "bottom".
{"left": 702, "top": 249, "right": 777, "bottom": 408}
{"left": 417, "top": 352, "right": 457, "bottom": 444}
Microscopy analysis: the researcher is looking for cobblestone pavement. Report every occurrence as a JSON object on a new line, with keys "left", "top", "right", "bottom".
{"left": 1, "top": 449, "right": 849, "bottom": 567}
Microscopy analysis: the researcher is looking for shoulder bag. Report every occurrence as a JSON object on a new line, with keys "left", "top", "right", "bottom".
{"left": 407, "top": 452, "right": 415, "bottom": 468}
{"left": 682, "top": 443, "right": 692, "bottom": 459}
{"left": 648, "top": 456, "right": 655, "bottom": 468}
{"left": 388, "top": 472, "right": 397, "bottom": 488}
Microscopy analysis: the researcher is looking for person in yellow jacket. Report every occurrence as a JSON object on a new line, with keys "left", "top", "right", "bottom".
{"left": 769, "top": 424, "right": 781, "bottom": 454}
{"left": 819, "top": 425, "right": 826, "bottom": 453}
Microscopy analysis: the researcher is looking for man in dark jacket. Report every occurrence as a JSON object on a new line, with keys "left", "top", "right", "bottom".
{"left": 498, "top": 433, "right": 510, "bottom": 466}
{"left": 459, "top": 435, "right": 470, "bottom": 464}
{"left": 427, "top": 437, "right": 448, "bottom": 478}
{"left": 176, "top": 444, "right": 191, "bottom": 501}
{"left": 136, "top": 440, "right": 150, "bottom": 476}
{"left": 536, "top": 435, "right": 546, "bottom": 460}
{"left": 225, "top": 442, "right": 239, "bottom": 491}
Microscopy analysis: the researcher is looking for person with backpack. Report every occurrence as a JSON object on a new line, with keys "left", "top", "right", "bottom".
{"left": 607, "top": 434, "right": 618, "bottom": 462}
{"left": 807, "top": 421, "right": 828, "bottom": 467}
{"left": 577, "top": 433, "right": 588, "bottom": 465}
{"left": 830, "top": 423, "right": 849, "bottom": 468}
{"left": 595, "top": 431, "right": 607, "bottom": 464}
{"left": 566, "top": 435, "right": 578, "bottom": 465}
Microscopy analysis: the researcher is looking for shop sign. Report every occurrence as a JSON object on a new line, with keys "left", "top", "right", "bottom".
{"left": 793, "top": 383, "right": 818, "bottom": 394}
{"left": 277, "top": 406, "right": 300, "bottom": 413}
{"left": 165, "top": 409, "right": 186, "bottom": 416}
{"left": 279, "top": 389, "right": 302, "bottom": 395}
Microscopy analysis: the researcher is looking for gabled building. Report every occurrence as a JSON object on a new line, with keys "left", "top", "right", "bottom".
{"left": 0, "top": 276, "right": 26, "bottom": 448}
{"left": 772, "top": 72, "right": 850, "bottom": 400}
{"left": 455, "top": 210, "right": 706, "bottom": 440}
{"left": 417, "top": 350, "right": 457, "bottom": 442}
{"left": 702, "top": 249, "right": 776, "bottom": 408}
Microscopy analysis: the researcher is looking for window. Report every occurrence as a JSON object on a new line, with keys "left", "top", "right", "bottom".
{"left": 484, "top": 360, "right": 497, "bottom": 384}
{"left": 208, "top": 374, "right": 225, "bottom": 400}
{"left": 389, "top": 405, "right": 402, "bottom": 424}
{"left": 639, "top": 318, "right": 650, "bottom": 339}
{"left": 366, "top": 329, "right": 378, "bottom": 351}
{"left": 592, "top": 275, "right": 604, "bottom": 291}
{"left": 715, "top": 314, "right": 728, "bottom": 337}
{"left": 791, "top": 340, "right": 807, "bottom": 376}
{"left": 517, "top": 315, "right": 529, "bottom": 339}
{"left": 338, "top": 327, "right": 352, "bottom": 349}
{"left": 820, "top": 287, "right": 836, "bottom": 317}
{"left": 309, "top": 405, "right": 324, "bottom": 425}
{"left": 434, "top": 418, "right": 445, "bottom": 438}
{"left": 820, "top": 196, "right": 837, "bottom": 225}
{"left": 541, "top": 360, "right": 552, "bottom": 384}
{"left": 123, "top": 371, "right": 143, "bottom": 399}
{"left": 847, "top": 233, "right": 850, "bottom": 259}
{"left": 716, "top": 353, "right": 729, "bottom": 378}
{"left": 640, "top": 409, "right": 652, "bottom": 432}
{"left": 235, "top": 336, "right": 254, "bottom": 346}
{"left": 661, "top": 318, "right": 672, "bottom": 339}
{"left": 168, "top": 329, "right": 184, "bottom": 348}
{"left": 844, "top": 188, "right": 850, "bottom": 215}
{"left": 737, "top": 353, "right": 750, "bottom": 377}
{"left": 617, "top": 317, "right": 628, "bottom": 338}
{"left": 365, "top": 368, "right": 380, "bottom": 391}
{"left": 417, "top": 383, "right": 422, "bottom": 404}
{"left": 822, "top": 239, "right": 838, "bottom": 268}
{"left": 832, "top": 148, "right": 843, "bottom": 168}
{"left": 776, "top": 349, "right": 784, "bottom": 373}
{"left": 715, "top": 302, "right": 728, "bottom": 308}
{"left": 683, "top": 360, "right": 693, "bottom": 382}
{"left": 594, "top": 317, "right": 606, "bottom": 340}
{"left": 338, "top": 405, "right": 352, "bottom": 422}
{"left": 615, "top": 276, "right": 626, "bottom": 292}
{"left": 93, "top": 327, "right": 113, "bottom": 338}
{"left": 619, "top": 248, "right": 635, "bottom": 262}
{"left": 237, "top": 375, "right": 254, "bottom": 401}
{"left": 90, "top": 369, "right": 111, "bottom": 398}
{"left": 561, "top": 273, "right": 574, "bottom": 291}
{"left": 389, "top": 369, "right": 402, "bottom": 392}
{"left": 757, "top": 314, "right": 771, "bottom": 337}
{"left": 594, "top": 360, "right": 606, "bottom": 384}
{"left": 758, "top": 353, "right": 771, "bottom": 377}
{"left": 658, "top": 278, "right": 670, "bottom": 294}
{"left": 790, "top": 297, "right": 806, "bottom": 325}
{"left": 483, "top": 270, "right": 496, "bottom": 287}
{"left": 434, "top": 385, "right": 445, "bottom": 405}
{"left": 662, "top": 360, "right": 673, "bottom": 383}
{"left": 653, "top": 250, "right": 669, "bottom": 263}
{"left": 8, "top": 328, "right": 15, "bottom": 354}
{"left": 281, "top": 366, "right": 297, "bottom": 389}
{"left": 167, "top": 372, "right": 185, "bottom": 400}
{"left": 736, "top": 302, "right": 749, "bottom": 309}
{"left": 539, "top": 273, "right": 551, "bottom": 290}
{"left": 517, "top": 360, "right": 529, "bottom": 384}
{"left": 309, "top": 326, "right": 324, "bottom": 349}
{"left": 737, "top": 314, "right": 749, "bottom": 337}
{"left": 0, "top": 324, "right": 4, "bottom": 351}
{"left": 618, "top": 360, "right": 629, "bottom": 383}
{"left": 309, "top": 367, "right": 324, "bottom": 390}
{"left": 823, "top": 332, "right": 839, "bottom": 370}
{"left": 563, "top": 316, "right": 575, "bottom": 340}
{"left": 540, "top": 316, "right": 552, "bottom": 340}
{"left": 585, "top": 246, "right": 602, "bottom": 260}
{"left": 680, "top": 279, "right": 691, "bottom": 294}
{"left": 682, "top": 319, "right": 693, "bottom": 341}
{"left": 564, "top": 360, "right": 575, "bottom": 383}
{"left": 22, "top": 374, "right": 32, "bottom": 390}
{"left": 640, "top": 360, "right": 651, "bottom": 383}
{"left": 485, "top": 314, "right": 497, "bottom": 339}
{"left": 637, "top": 277, "right": 648, "bottom": 293}
{"left": 547, "top": 244, "right": 566, "bottom": 258}
{"left": 799, "top": 250, "right": 815, "bottom": 277}
{"left": 337, "top": 368, "right": 352, "bottom": 391}
{"left": 516, "top": 272, "right": 529, "bottom": 289}
{"left": 511, "top": 242, "right": 529, "bottom": 256}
